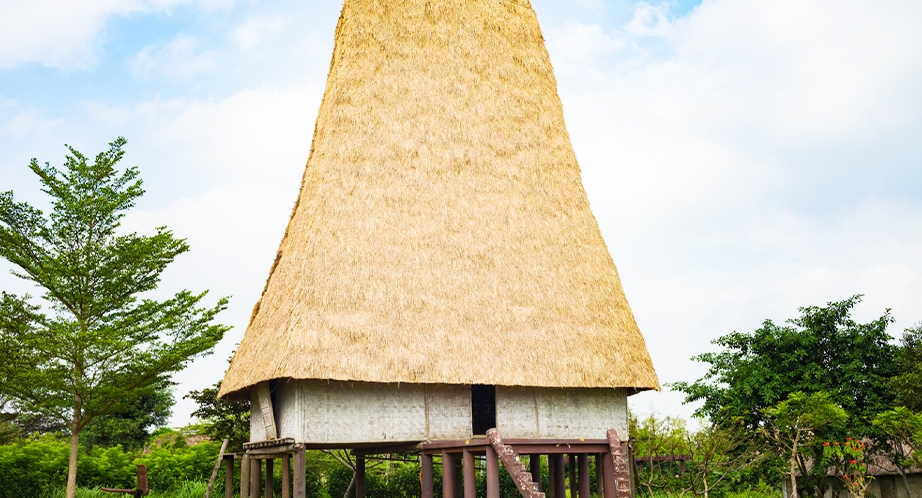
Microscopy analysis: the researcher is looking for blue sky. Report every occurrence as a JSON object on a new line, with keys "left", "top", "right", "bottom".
{"left": 1, "top": 0, "right": 921, "bottom": 426}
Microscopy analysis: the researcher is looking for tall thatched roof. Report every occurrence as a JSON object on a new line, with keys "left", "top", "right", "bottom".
{"left": 219, "top": 0, "right": 659, "bottom": 400}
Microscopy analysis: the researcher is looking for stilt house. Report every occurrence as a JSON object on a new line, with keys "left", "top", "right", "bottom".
{"left": 219, "top": 1, "right": 659, "bottom": 497}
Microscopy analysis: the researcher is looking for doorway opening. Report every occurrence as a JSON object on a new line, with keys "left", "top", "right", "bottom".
{"left": 471, "top": 384, "right": 496, "bottom": 435}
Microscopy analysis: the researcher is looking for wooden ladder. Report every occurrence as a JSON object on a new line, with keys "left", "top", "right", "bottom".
{"left": 486, "top": 428, "right": 546, "bottom": 498}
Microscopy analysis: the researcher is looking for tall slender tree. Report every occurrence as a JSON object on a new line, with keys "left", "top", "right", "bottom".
{"left": 0, "top": 138, "right": 230, "bottom": 498}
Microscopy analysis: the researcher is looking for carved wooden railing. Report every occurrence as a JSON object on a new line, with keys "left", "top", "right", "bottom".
{"left": 486, "top": 428, "right": 546, "bottom": 498}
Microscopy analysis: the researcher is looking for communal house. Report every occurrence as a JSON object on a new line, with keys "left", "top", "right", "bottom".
{"left": 219, "top": 1, "right": 659, "bottom": 497}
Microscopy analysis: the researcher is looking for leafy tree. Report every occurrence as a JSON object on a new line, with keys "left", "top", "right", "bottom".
{"left": 185, "top": 380, "right": 250, "bottom": 452}
{"left": 761, "top": 392, "right": 847, "bottom": 498}
{"left": 0, "top": 138, "right": 230, "bottom": 498}
{"left": 81, "top": 377, "right": 174, "bottom": 451}
{"left": 872, "top": 407, "right": 922, "bottom": 496}
{"left": 671, "top": 296, "right": 897, "bottom": 497}
{"left": 892, "top": 324, "right": 922, "bottom": 411}
{"left": 671, "top": 295, "right": 896, "bottom": 435}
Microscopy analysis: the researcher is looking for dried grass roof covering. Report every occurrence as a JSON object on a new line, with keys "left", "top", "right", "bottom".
{"left": 219, "top": 0, "right": 659, "bottom": 400}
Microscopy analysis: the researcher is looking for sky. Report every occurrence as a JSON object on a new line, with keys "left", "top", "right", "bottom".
{"left": 1, "top": 0, "right": 921, "bottom": 427}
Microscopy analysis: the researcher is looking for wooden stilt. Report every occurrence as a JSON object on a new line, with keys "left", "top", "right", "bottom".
{"left": 578, "top": 454, "right": 590, "bottom": 498}
{"left": 442, "top": 452, "right": 454, "bottom": 498}
{"left": 530, "top": 455, "right": 542, "bottom": 492}
{"left": 486, "top": 447, "right": 500, "bottom": 498}
{"left": 282, "top": 454, "right": 291, "bottom": 498}
{"left": 569, "top": 455, "right": 577, "bottom": 498}
{"left": 265, "top": 458, "right": 274, "bottom": 498}
{"left": 548, "top": 454, "right": 556, "bottom": 498}
{"left": 293, "top": 446, "right": 306, "bottom": 498}
{"left": 552, "top": 454, "right": 566, "bottom": 498}
{"left": 596, "top": 453, "right": 605, "bottom": 498}
{"left": 241, "top": 454, "right": 251, "bottom": 498}
{"left": 355, "top": 456, "right": 366, "bottom": 498}
{"left": 421, "top": 453, "right": 434, "bottom": 498}
{"left": 602, "top": 451, "right": 616, "bottom": 498}
{"left": 463, "top": 450, "right": 476, "bottom": 498}
{"left": 224, "top": 454, "right": 235, "bottom": 498}
{"left": 250, "top": 457, "right": 261, "bottom": 498}
{"left": 453, "top": 455, "right": 463, "bottom": 498}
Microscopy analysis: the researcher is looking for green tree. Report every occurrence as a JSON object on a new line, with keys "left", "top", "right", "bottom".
{"left": 672, "top": 295, "right": 897, "bottom": 434}
{"left": 81, "top": 377, "right": 174, "bottom": 451}
{"left": 0, "top": 138, "right": 230, "bottom": 498}
{"left": 185, "top": 380, "right": 250, "bottom": 452}
{"left": 872, "top": 407, "right": 922, "bottom": 496}
{"left": 892, "top": 324, "right": 922, "bottom": 411}
{"left": 671, "top": 296, "right": 897, "bottom": 497}
{"left": 761, "top": 392, "right": 847, "bottom": 498}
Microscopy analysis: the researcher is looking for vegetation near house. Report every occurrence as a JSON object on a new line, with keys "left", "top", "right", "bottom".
{"left": 0, "top": 138, "right": 230, "bottom": 498}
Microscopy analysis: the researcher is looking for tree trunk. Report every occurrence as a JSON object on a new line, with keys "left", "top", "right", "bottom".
{"left": 789, "top": 455, "right": 799, "bottom": 498}
{"left": 66, "top": 405, "right": 82, "bottom": 498}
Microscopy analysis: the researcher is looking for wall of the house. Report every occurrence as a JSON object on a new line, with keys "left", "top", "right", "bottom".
{"left": 495, "top": 386, "right": 628, "bottom": 439}
{"left": 250, "top": 381, "right": 629, "bottom": 445}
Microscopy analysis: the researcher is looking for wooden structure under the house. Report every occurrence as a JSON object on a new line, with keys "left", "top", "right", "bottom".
{"left": 217, "top": 0, "right": 659, "bottom": 497}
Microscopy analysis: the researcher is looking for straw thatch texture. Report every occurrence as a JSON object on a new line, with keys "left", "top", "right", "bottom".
{"left": 219, "top": 0, "right": 659, "bottom": 400}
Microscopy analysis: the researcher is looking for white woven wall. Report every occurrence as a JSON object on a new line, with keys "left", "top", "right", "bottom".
{"left": 496, "top": 387, "right": 628, "bottom": 439}
{"left": 251, "top": 382, "right": 626, "bottom": 444}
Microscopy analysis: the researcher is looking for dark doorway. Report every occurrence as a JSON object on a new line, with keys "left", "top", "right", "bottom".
{"left": 471, "top": 385, "right": 496, "bottom": 435}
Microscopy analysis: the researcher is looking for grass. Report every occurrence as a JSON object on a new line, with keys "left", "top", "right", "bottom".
{"left": 40, "top": 481, "right": 209, "bottom": 498}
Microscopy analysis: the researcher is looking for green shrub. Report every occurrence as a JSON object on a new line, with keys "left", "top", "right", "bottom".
{"left": 136, "top": 440, "right": 222, "bottom": 491}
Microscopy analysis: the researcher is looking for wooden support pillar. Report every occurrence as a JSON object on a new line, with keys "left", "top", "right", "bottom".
{"left": 282, "top": 454, "right": 291, "bottom": 498}
{"left": 453, "top": 455, "right": 463, "bottom": 498}
{"left": 552, "top": 454, "right": 566, "bottom": 498}
{"left": 241, "top": 454, "right": 251, "bottom": 498}
{"left": 224, "top": 454, "right": 235, "bottom": 498}
{"left": 578, "top": 454, "right": 590, "bottom": 498}
{"left": 596, "top": 453, "right": 605, "bottom": 498}
{"left": 355, "top": 456, "right": 366, "bottom": 498}
{"left": 442, "top": 451, "right": 455, "bottom": 498}
{"left": 293, "top": 446, "right": 306, "bottom": 498}
{"left": 250, "top": 457, "right": 261, "bottom": 498}
{"left": 463, "top": 450, "right": 476, "bottom": 498}
{"left": 421, "top": 453, "right": 434, "bottom": 498}
{"left": 265, "top": 458, "right": 274, "bottom": 498}
{"left": 602, "top": 451, "right": 616, "bottom": 498}
{"left": 569, "top": 455, "right": 577, "bottom": 498}
{"left": 530, "top": 455, "right": 542, "bottom": 492}
{"left": 486, "top": 447, "right": 500, "bottom": 498}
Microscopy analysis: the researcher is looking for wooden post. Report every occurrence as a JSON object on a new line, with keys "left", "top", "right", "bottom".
{"left": 463, "top": 450, "right": 476, "bottom": 498}
{"left": 224, "top": 454, "right": 235, "bottom": 498}
{"left": 356, "top": 455, "right": 366, "bottom": 498}
{"left": 421, "top": 453, "right": 434, "bottom": 498}
{"left": 293, "top": 446, "right": 306, "bottom": 498}
{"left": 250, "top": 456, "right": 261, "bottom": 498}
{"left": 486, "top": 447, "right": 500, "bottom": 498}
{"left": 569, "top": 455, "right": 577, "bottom": 498}
{"left": 596, "top": 453, "right": 605, "bottom": 498}
{"left": 442, "top": 451, "right": 454, "bottom": 498}
{"left": 282, "top": 454, "right": 291, "bottom": 498}
{"left": 602, "top": 451, "right": 616, "bottom": 498}
{"left": 453, "top": 455, "right": 463, "bottom": 498}
{"left": 578, "top": 454, "right": 590, "bottom": 498}
{"left": 530, "top": 455, "right": 542, "bottom": 492}
{"left": 205, "top": 439, "right": 230, "bottom": 498}
{"left": 241, "top": 454, "right": 251, "bottom": 498}
{"left": 265, "top": 458, "right": 274, "bottom": 498}
{"left": 552, "top": 454, "right": 566, "bottom": 498}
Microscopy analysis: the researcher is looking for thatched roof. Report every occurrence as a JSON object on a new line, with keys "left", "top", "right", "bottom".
{"left": 219, "top": 0, "right": 659, "bottom": 400}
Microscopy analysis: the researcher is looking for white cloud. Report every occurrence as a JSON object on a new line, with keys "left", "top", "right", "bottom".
{"left": 0, "top": 0, "right": 230, "bottom": 71}
{"left": 2, "top": 109, "right": 65, "bottom": 141}
{"left": 625, "top": 1, "right": 674, "bottom": 37}
{"left": 232, "top": 14, "right": 289, "bottom": 49}
{"left": 131, "top": 35, "right": 217, "bottom": 80}
{"left": 546, "top": 22, "right": 624, "bottom": 74}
